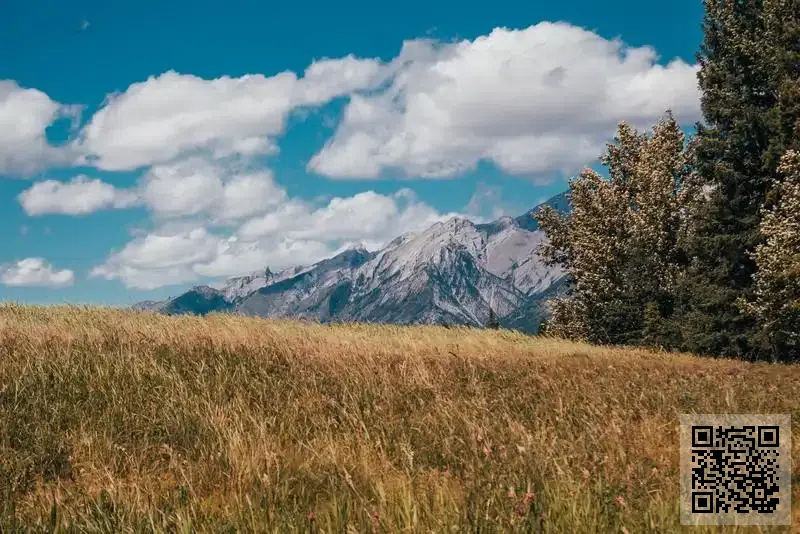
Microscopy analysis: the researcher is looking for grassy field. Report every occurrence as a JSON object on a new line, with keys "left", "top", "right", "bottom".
{"left": 0, "top": 304, "right": 797, "bottom": 533}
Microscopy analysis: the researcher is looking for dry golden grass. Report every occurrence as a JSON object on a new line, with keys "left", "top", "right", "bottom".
{"left": 0, "top": 303, "right": 798, "bottom": 532}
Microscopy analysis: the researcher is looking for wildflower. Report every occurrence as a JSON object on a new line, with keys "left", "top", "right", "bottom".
{"left": 524, "top": 491, "right": 535, "bottom": 505}
{"left": 307, "top": 511, "right": 316, "bottom": 522}
{"left": 514, "top": 502, "right": 528, "bottom": 517}
{"left": 615, "top": 495, "right": 626, "bottom": 508}
{"left": 371, "top": 510, "right": 380, "bottom": 529}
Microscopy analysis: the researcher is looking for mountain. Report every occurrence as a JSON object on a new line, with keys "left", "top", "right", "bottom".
{"left": 160, "top": 285, "right": 232, "bottom": 316}
{"left": 131, "top": 300, "right": 166, "bottom": 311}
{"left": 135, "top": 192, "right": 571, "bottom": 332}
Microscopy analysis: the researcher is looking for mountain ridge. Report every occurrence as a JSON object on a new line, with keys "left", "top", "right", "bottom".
{"left": 134, "top": 191, "right": 571, "bottom": 332}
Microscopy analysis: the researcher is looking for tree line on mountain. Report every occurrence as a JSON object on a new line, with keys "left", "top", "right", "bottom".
{"left": 533, "top": 0, "right": 799, "bottom": 362}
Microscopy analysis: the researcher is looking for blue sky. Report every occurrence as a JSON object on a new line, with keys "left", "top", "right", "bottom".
{"left": 0, "top": 0, "right": 704, "bottom": 306}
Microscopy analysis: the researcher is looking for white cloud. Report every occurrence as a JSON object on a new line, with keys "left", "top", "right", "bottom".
{"left": 0, "top": 80, "right": 81, "bottom": 175}
{"left": 91, "top": 188, "right": 458, "bottom": 289}
{"left": 18, "top": 159, "right": 286, "bottom": 220}
{"left": 235, "top": 201, "right": 308, "bottom": 240}
{"left": 58, "top": 22, "right": 705, "bottom": 291}
{"left": 294, "top": 55, "right": 385, "bottom": 106}
{"left": 140, "top": 158, "right": 224, "bottom": 217}
{"left": 75, "top": 71, "right": 294, "bottom": 170}
{"left": 219, "top": 171, "right": 286, "bottom": 220}
{"left": 76, "top": 57, "right": 386, "bottom": 171}
{"left": 237, "top": 188, "right": 448, "bottom": 242}
{"left": 91, "top": 226, "right": 326, "bottom": 290}
{"left": 18, "top": 175, "right": 138, "bottom": 215}
{"left": 308, "top": 23, "right": 702, "bottom": 179}
{"left": 194, "top": 237, "right": 332, "bottom": 279}
{"left": 1, "top": 258, "right": 75, "bottom": 288}
{"left": 100, "top": 227, "right": 220, "bottom": 270}
{"left": 140, "top": 157, "right": 286, "bottom": 221}
{"left": 464, "top": 182, "right": 513, "bottom": 220}
{"left": 3, "top": 23, "right": 701, "bottom": 186}
{"left": 2, "top": 54, "right": 386, "bottom": 176}
{"left": 90, "top": 227, "right": 220, "bottom": 290}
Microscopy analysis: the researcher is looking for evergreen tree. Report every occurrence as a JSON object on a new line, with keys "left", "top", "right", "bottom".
{"left": 739, "top": 150, "right": 800, "bottom": 361}
{"left": 540, "top": 294, "right": 589, "bottom": 341}
{"left": 486, "top": 307, "right": 501, "bottom": 329}
{"left": 677, "top": 0, "right": 800, "bottom": 358}
{"left": 535, "top": 114, "right": 699, "bottom": 346}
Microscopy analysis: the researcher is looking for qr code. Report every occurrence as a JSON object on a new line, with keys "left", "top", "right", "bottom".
{"left": 680, "top": 414, "right": 791, "bottom": 526}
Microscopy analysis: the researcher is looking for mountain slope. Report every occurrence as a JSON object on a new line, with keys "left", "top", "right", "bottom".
{"left": 236, "top": 248, "right": 374, "bottom": 320}
{"left": 160, "top": 285, "right": 232, "bottom": 316}
{"left": 134, "top": 193, "right": 570, "bottom": 332}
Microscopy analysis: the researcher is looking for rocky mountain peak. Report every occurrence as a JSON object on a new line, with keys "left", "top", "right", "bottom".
{"left": 133, "top": 192, "right": 571, "bottom": 332}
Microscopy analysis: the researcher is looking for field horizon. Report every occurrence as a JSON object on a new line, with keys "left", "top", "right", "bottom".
{"left": 1, "top": 304, "right": 797, "bottom": 532}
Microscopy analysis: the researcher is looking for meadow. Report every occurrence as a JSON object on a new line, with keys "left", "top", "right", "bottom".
{"left": 0, "top": 304, "right": 797, "bottom": 532}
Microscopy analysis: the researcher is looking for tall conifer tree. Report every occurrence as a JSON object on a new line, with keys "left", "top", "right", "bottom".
{"left": 678, "top": 0, "right": 800, "bottom": 358}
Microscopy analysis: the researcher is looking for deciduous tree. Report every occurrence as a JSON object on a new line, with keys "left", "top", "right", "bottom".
{"left": 738, "top": 150, "right": 800, "bottom": 361}
{"left": 535, "top": 114, "right": 698, "bottom": 346}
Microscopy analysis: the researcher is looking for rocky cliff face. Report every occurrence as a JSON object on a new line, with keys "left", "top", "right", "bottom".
{"left": 136, "top": 192, "right": 570, "bottom": 332}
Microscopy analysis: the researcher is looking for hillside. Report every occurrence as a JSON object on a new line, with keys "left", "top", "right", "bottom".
{"left": 136, "top": 193, "right": 570, "bottom": 332}
{"left": 1, "top": 305, "right": 797, "bottom": 531}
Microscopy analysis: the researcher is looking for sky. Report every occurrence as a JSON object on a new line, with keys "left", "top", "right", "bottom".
{"left": 0, "top": 0, "right": 705, "bottom": 306}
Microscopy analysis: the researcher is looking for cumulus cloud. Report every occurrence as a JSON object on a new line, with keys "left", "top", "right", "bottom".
{"left": 0, "top": 80, "right": 81, "bottom": 175}
{"left": 140, "top": 158, "right": 286, "bottom": 221}
{"left": 91, "top": 227, "right": 327, "bottom": 290}
{"left": 219, "top": 171, "right": 286, "bottom": 220}
{"left": 294, "top": 54, "right": 386, "bottom": 106}
{"left": 3, "top": 22, "right": 701, "bottom": 184}
{"left": 90, "top": 188, "right": 458, "bottom": 289}
{"left": 18, "top": 175, "right": 138, "bottom": 215}
{"left": 76, "top": 56, "right": 386, "bottom": 171}
{"left": 18, "top": 159, "right": 285, "bottom": 221}
{"left": 237, "top": 188, "right": 448, "bottom": 242}
{"left": 194, "top": 237, "right": 333, "bottom": 280}
{"left": 3, "top": 55, "right": 386, "bottom": 176}
{"left": 1, "top": 258, "right": 75, "bottom": 288}
{"left": 464, "top": 182, "right": 512, "bottom": 221}
{"left": 139, "top": 159, "right": 225, "bottom": 218}
{"left": 16, "top": 22, "right": 704, "bottom": 291}
{"left": 75, "top": 71, "right": 293, "bottom": 170}
{"left": 90, "top": 227, "right": 220, "bottom": 289}
{"left": 308, "top": 22, "right": 702, "bottom": 179}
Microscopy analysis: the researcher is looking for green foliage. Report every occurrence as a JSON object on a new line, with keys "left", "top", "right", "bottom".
{"left": 534, "top": 0, "right": 799, "bottom": 361}
{"left": 739, "top": 150, "right": 800, "bottom": 361}
{"left": 534, "top": 114, "right": 698, "bottom": 347}
{"left": 640, "top": 302, "right": 681, "bottom": 350}
{"left": 485, "top": 307, "right": 501, "bottom": 329}
{"left": 676, "top": 0, "right": 800, "bottom": 359}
